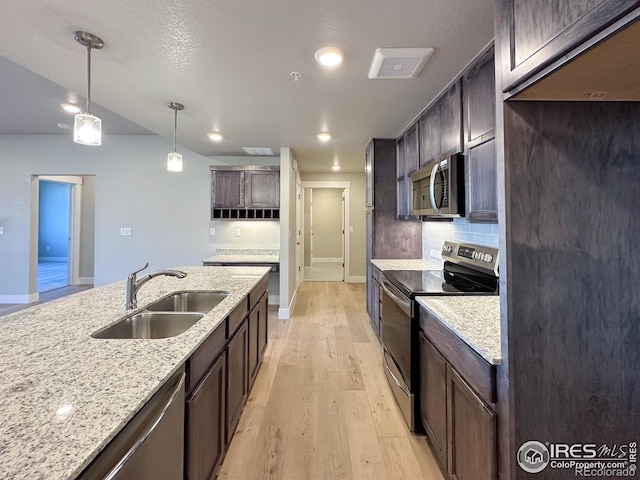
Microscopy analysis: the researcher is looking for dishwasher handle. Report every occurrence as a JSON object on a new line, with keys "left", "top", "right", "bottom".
{"left": 104, "top": 372, "right": 186, "bottom": 480}
{"left": 382, "top": 279, "right": 412, "bottom": 317}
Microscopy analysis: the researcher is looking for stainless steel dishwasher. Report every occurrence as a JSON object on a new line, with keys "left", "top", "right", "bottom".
{"left": 77, "top": 369, "right": 185, "bottom": 480}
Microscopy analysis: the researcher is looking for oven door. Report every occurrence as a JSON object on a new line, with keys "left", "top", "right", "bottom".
{"left": 380, "top": 278, "right": 415, "bottom": 430}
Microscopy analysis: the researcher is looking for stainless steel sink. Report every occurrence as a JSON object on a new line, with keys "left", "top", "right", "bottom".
{"left": 92, "top": 312, "right": 204, "bottom": 339}
{"left": 145, "top": 291, "right": 229, "bottom": 313}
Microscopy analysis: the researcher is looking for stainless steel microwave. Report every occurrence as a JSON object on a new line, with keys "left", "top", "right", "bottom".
{"left": 410, "top": 153, "right": 465, "bottom": 218}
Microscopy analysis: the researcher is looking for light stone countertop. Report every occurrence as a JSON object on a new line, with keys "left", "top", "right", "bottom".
{"left": 416, "top": 296, "right": 501, "bottom": 365}
{"left": 0, "top": 265, "right": 270, "bottom": 480}
{"left": 371, "top": 258, "right": 441, "bottom": 271}
{"left": 203, "top": 248, "right": 279, "bottom": 264}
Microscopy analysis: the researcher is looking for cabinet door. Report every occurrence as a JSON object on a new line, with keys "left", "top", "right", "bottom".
{"left": 419, "top": 332, "right": 447, "bottom": 472}
{"left": 370, "top": 277, "right": 380, "bottom": 337}
{"left": 466, "top": 138, "right": 498, "bottom": 223}
{"left": 226, "top": 319, "right": 248, "bottom": 444}
{"left": 245, "top": 170, "right": 279, "bottom": 208}
{"left": 447, "top": 365, "right": 497, "bottom": 480}
{"left": 397, "top": 125, "right": 419, "bottom": 219}
{"left": 186, "top": 352, "right": 226, "bottom": 480}
{"left": 439, "top": 80, "right": 463, "bottom": 156}
{"left": 464, "top": 50, "right": 495, "bottom": 146}
{"left": 419, "top": 107, "right": 440, "bottom": 167}
{"left": 497, "top": 0, "right": 639, "bottom": 92}
{"left": 365, "top": 141, "right": 373, "bottom": 207}
{"left": 212, "top": 170, "right": 244, "bottom": 208}
{"left": 258, "top": 293, "right": 269, "bottom": 358}
{"left": 248, "top": 306, "right": 259, "bottom": 388}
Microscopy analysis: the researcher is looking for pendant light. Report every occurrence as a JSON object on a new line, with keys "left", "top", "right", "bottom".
{"left": 73, "top": 31, "right": 104, "bottom": 146}
{"left": 167, "top": 102, "right": 184, "bottom": 172}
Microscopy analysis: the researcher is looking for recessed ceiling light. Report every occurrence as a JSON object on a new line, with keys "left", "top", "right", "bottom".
{"left": 208, "top": 132, "right": 223, "bottom": 142}
{"left": 332, "top": 165, "right": 341, "bottom": 171}
{"left": 243, "top": 147, "right": 275, "bottom": 156}
{"left": 61, "top": 103, "right": 81, "bottom": 114}
{"left": 314, "top": 47, "right": 344, "bottom": 67}
{"left": 317, "top": 132, "right": 332, "bottom": 142}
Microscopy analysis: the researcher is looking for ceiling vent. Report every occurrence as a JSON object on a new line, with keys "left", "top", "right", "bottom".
{"left": 243, "top": 147, "right": 275, "bottom": 156}
{"left": 368, "top": 47, "right": 434, "bottom": 79}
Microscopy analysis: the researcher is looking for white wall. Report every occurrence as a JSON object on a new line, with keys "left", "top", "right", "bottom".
{"left": 278, "top": 147, "right": 299, "bottom": 319}
{"left": 0, "top": 134, "right": 223, "bottom": 301}
{"left": 79, "top": 176, "right": 95, "bottom": 280}
{"left": 300, "top": 172, "right": 366, "bottom": 278}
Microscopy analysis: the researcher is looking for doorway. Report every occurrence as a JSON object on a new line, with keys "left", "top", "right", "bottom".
{"left": 36, "top": 175, "right": 95, "bottom": 293}
{"left": 303, "top": 187, "right": 345, "bottom": 281}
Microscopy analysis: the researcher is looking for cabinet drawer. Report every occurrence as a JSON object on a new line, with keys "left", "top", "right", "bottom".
{"left": 419, "top": 305, "right": 496, "bottom": 405}
{"left": 186, "top": 323, "right": 226, "bottom": 395}
{"left": 249, "top": 275, "right": 268, "bottom": 311}
{"left": 228, "top": 299, "right": 249, "bottom": 337}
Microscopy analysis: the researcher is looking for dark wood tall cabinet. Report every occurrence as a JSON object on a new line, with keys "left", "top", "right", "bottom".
{"left": 396, "top": 125, "right": 420, "bottom": 219}
{"left": 365, "top": 139, "right": 421, "bottom": 336}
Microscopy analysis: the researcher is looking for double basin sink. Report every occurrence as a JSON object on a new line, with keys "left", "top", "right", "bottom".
{"left": 92, "top": 291, "right": 228, "bottom": 340}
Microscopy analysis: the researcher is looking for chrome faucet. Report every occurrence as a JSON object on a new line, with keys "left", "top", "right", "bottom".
{"left": 124, "top": 262, "right": 187, "bottom": 310}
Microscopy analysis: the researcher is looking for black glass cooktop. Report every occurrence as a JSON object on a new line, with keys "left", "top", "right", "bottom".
{"left": 383, "top": 263, "right": 498, "bottom": 298}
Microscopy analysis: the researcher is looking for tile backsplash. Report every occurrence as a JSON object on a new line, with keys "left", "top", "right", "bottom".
{"left": 422, "top": 218, "right": 499, "bottom": 265}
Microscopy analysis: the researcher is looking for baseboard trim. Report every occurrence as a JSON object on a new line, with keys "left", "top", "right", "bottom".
{"left": 311, "top": 257, "right": 343, "bottom": 263}
{"left": 278, "top": 284, "right": 299, "bottom": 319}
{"left": 347, "top": 276, "right": 366, "bottom": 283}
{"left": 0, "top": 293, "right": 39, "bottom": 304}
{"left": 77, "top": 277, "right": 94, "bottom": 285}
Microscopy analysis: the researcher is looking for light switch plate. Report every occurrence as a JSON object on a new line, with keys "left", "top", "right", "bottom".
{"left": 209, "top": 227, "right": 216, "bottom": 236}
{"left": 0, "top": 226, "right": 4, "bottom": 235}
{"left": 234, "top": 227, "right": 241, "bottom": 237}
{"left": 349, "top": 226, "right": 354, "bottom": 233}
{"left": 120, "top": 227, "right": 132, "bottom": 236}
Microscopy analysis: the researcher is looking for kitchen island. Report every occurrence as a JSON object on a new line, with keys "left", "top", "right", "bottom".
{"left": 0, "top": 265, "right": 270, "bottom": 480}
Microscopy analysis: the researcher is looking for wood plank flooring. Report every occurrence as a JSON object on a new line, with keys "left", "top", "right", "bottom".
{"left": 218, "top": 281, "right": 445, "bottom": 480}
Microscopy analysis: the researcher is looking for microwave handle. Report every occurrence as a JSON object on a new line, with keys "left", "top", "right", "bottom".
{"left": 429, "top": 161, "right": 441, "bottom": 214}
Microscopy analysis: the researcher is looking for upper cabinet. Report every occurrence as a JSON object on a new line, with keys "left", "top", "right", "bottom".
{"left": 396, "top": 124, "right": 420, "bottom": 219}
{"left": 210, "top": 166, "right": 280, "bottom": 220}
{"left": 464, "top": 48, "right": 498, "bottom": 223}
{"left": 497, "top": 0, "right": 640, "bottom": 94}
{"left": 419, "top": 80, "right": 463, "bottom": 168}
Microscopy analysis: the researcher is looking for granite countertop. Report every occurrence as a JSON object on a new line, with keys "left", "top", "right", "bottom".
{"left": 416, "top": 296, "right": 501, "bottom": 365}
{"left": 0, "top": 265, "right": 270, "bottom": 480}
{"left": 203, "top": 248, "right": 279, "bottom": 264}
{"left": 371, "top": 258, "right": 441, "bottom": 271}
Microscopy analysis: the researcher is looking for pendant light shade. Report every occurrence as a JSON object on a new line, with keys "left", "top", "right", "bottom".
{"left": 73, "top": 31, "right": 104, "bottom": 146}
{"left": 167, "top": 102, "right": 184, "bottom": 172}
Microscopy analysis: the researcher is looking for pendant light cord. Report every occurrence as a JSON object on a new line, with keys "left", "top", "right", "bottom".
{"left": 86, "top": 42, "right": 92, "bottom": 113}
{"left": 173, "top": 107, "right": 178, "bottom": 152}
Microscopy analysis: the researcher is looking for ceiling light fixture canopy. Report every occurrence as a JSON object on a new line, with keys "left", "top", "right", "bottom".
{"left": 317, "top": 132, "right": 332, "bottom": 142}
{"left": 167, "top": 102, "right": 184, "bottom": 172}
{"left": 314, "top": 47, "right": 344, "bottom": 67}
{"left": 72, "top": 31, "right": 104, "bottom": 146}
{"left": 208, "top": 132, "right": 223, "bottom": 142}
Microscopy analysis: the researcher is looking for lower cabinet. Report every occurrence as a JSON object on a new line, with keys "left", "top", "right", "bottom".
{"left": 258, "top": 293, "right": 268, "bottom": 357}
{"left": 367, "top": 265, "right": 382, "bottom": 338}
{"left": 419, "top": 324, "right": 497, "bottom": 480}
{"left": 447, "top": 365, "right": 497, "bottom": 480}
{"left": 186, "top": 352, "right": 226, "bottom": 480}
{"left": 226, "top": 319, "right": 249, "bottom": 444}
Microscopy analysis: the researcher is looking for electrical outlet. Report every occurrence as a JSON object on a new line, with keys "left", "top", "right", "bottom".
{"left": 0, "top": 227, "right": 4, "bottom": 235}
{"left": 120, "top": 227, "right": 132, "bottom": 236}
{"left": 234, "top": 227, "right": 241, "bottom": 237}
{"left": 209, "top": 227, "right": 216, "bottom": 236}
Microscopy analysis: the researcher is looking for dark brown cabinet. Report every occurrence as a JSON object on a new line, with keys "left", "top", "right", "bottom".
{"left": 248, "top": 290, "right": 268, "bottom": 388}
{"left": 463, "top": 49, "right": 498, "bottom": 223}
{"left": 210, "top": 166, "right": 280, "bottom": 220}
{"left": 226, "top": 319, "right": 249, "bottom": 444}
{"left": 396, "top": 125, "right": 420, "bottom": 219}
{"left": 419, "top": 332, "right": 447, "bottom": 471}
{"left": 497, "top": 0, "right": 640, "bottom": 93}
{"left": 258, "top": 293, "right": 268, "bottom": 357}
{"left": 419, "top": 306, "right": 497, "bottom": 480}
{"left": 368, "top": 265, "right": 382, "bottom": 337}
{"left": 447, "top": 365, "right": 497, "bottom": 480}
{"left": 185, "top": 352, "right": 226, "bottom": 480}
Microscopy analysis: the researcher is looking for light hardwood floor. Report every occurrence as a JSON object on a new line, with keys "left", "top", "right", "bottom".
{"left": 218, "top": 281, "right": 445, "bottom": 480}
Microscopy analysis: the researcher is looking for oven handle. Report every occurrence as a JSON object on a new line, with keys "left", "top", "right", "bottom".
{"left": 429, "top": 161, "right": 441, "bottom": 214}
{"left": 383, "top": 351, "right": 411, "bottom": 396}
{"left": 382, "top": 279, "right": 412, "bottom": 317}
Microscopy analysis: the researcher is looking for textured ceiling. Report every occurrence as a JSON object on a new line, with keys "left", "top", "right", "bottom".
{"left": 0, "top": 0, "right": 494, "bottom": 173}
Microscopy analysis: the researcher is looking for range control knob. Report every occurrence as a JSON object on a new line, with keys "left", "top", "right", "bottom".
{"left": 485, "top": 254, "right": 494, "bottom": 263}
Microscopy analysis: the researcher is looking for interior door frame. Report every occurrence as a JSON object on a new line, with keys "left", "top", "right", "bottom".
{"left": 301, "top": 181, "right": 351, "bottom": 281}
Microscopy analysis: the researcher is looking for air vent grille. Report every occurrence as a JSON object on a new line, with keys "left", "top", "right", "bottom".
{"left": 368, "top": 48, "right": 434, "bottom": 79}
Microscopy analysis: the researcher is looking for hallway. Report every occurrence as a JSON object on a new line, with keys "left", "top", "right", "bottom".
{"left": 218, "top": 281, "right": 444, "bottom": 480}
